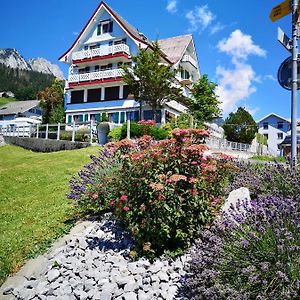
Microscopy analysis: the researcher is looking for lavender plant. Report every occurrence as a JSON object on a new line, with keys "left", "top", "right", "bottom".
{"left": 228, "top": 162, "right": 300, "bottom": 199}
{"left": 184, "top": 195, "right": 300, "bottom": 299}
{"left": 67, "top": 148, "right": 121, "bottom": 214}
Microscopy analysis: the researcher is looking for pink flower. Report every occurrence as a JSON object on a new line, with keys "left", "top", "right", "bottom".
{"left": 123, "top": 206, "right": 129, "bottom": 212}
{"left": 120, "top": 195, "right": 128, "bottom": 201}
{"left": 109, "top": 200, "right": 115, "bottom": 207}
{"left": 191, "top": 161, "right": 198, "bottom": 165}
{"left": 166, "top": 174, "right": 187, "bottom": 183}
{"left": 131, "top": 152, "right": 145, "bottom": 161}
{"left": 149, "top": 182, "right": 164, "bottom": 191}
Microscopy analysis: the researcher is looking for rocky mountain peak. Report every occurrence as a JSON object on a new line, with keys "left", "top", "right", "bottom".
{"left": 0, "top": 48, "right": 65, "bottom": 80}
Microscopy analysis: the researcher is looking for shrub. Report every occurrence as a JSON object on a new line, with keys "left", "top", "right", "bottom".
{"left": 107, "top": 127, "right": 122, "bottom": 141}
{"left": 107, "top": 129, "right": 233, "bottom": 257}
{"left": 60, "top": 131, "right": 89, "bottom": 142}
{"left": 228, "top": 162, "right": 300, "bottom": 199}
{"left": 184, "top": 195, "right": 300, "bottom": 299}
{"left": 119, "top": 122, "right": 169, "bottom": 140}
{"left": 67, "top": 148, "right": 121, "bottom": 214}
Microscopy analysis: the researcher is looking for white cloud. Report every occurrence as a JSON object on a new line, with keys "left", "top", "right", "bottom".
{"left": 166, "top": 0, "right": 177, "bottom": 13}
{"left": 210, "top": 22, "right": 225, "bottom": 35}
{"left": 217, "top": 29, "right": 266, "bottom": 61}
{"left": 215, "top": 30, "right": 266, "bottom": 114}
{"left": 264, "top": 74, "right": 276, "bottom": 81}
{"left": 186, "top": 5, "right": 215, "bottom": 32}
{"left": 216, "top": 62, "right": 257, "bottom": 114}
{"left": 72, "top": 31, "right": 79, "bottom": 36}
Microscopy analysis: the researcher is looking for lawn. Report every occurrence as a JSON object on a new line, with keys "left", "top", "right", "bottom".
{"left": 0, "top": 97, "right": 16, "bottom": 107}
{"left": 0, "top": 145, "right": 100, "bottom": 285}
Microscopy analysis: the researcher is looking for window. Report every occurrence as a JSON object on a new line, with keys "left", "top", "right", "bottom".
{"left": 87, "top": 88, "right": 101, "bottom": 102}
{"left": 108, "top": 112, "right": 119, "bottom": 123}
{"left": 70, "top": 90, "right": 84, "bottom": 104}
{"left": 278, "top": 133, "right": 283, "bottom": 139}
{"left": 143, "top": 110, "right": 162, "bottom": 123}
{"left": 97, "top": 20, "right": 113, "bottom": 35}
{"left": 264, "top": 133, "right": 268, "bottom": 140}
{"left": 105, "top": 86, "right": 120, "bottom": 100}
{"left": 95, "top": 65, "right": 100, "bottom": 72}
{"left": 126, "top": 111, "right": 139, "bottom": 121}
{"left": 123, "top": 85, "right": 130, "bottom": 99}
{"left": 90, "top": 113, "right": 100, "bottom": 122}
{"left": 277, "top": 122, "right": 283, "bottom": 129}
{"left": 67, "top": 115, "right": 72, "bottom": 124}
{"left": 263, "top": 122, "right": 268, "bottom": 130}
{"left": 114, "top": 38, "right": 127, "bottom": 45}
{"left": 100, "top": 63, "right": 112, "bottom": 70}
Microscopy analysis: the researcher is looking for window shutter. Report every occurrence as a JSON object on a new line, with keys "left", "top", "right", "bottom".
{"left": 97, "top": 24, "right": 101, "bottom": 35}
{"left": 109, "top": 21, "right": 113, "bottom": 33}
{"left": 68, "top": 115, "right": 72, "bottom": 124}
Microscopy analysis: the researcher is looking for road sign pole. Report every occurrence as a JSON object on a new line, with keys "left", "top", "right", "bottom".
{"left": 291, "top": 0, "right": 298, "bottom": 167}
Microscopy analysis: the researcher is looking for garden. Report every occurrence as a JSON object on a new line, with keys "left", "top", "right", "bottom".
{"left": 68, "top": 122, "right": 300, "bottom": 300}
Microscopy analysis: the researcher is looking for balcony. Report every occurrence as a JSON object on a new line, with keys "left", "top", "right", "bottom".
{"left": 181, "top": 55, "right": 197, "bottom": 68}
{"left": 72, "top": 44, "right": 130, "bottom": 62}
{"left": 68, "top": 68, "right": 124, "bottom": 85}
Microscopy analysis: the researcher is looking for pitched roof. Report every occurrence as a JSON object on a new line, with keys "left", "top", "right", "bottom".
{"left": 0, "top": 100, "right": 40, "bottom": 116}
{"left": 256, "top": 113, "right": 290, "bottom": 123}
{"left": 157, "top": 34, "right": 193, "bottom": 64}
{"left": 59, "top": 1, "right": 154, "bottom": 62}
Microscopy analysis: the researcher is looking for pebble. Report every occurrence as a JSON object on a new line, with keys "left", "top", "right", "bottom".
{"left": 4, "top": 214, "right": 188, "bottom": 299}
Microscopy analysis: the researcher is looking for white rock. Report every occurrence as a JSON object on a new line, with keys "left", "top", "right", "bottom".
{"left": 221, "top": 187, "right": 251, "bottom": 214}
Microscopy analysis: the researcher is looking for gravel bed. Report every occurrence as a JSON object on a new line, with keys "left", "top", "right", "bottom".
{"left": 2, "top": 214, "right": 190, "bottom": 300}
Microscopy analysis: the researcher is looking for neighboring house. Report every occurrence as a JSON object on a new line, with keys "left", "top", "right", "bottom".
{"left": 257, "top": 113, "right": 290, "bottom": 156}
{"left": 59, "top": 1, "right": 200, "bottom": 125}
{"left": 0, "top": 100, "right": 42, "bottom": 127}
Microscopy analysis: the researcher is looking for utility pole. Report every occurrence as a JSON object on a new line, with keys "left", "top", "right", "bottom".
{"left": 271, "top": 0, "right": 299, "bottom": 167}
{"left": 291, "top": 0, "right": 298, "bottom": 166}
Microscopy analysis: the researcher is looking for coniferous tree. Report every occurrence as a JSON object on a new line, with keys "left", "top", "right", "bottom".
{"left": 223, "top": 107, "right": 258, "bottom": 144}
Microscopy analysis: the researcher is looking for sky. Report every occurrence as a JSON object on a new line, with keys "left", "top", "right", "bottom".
{"left": 0, "top": 0, "right": 297, "bottom": 120}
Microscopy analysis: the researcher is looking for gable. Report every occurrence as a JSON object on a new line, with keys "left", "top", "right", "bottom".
{"left": 59, "top": 2, "right": 151, "bottom": 63}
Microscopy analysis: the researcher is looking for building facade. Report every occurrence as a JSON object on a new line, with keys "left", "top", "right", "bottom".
{"left": 59, "top": 1, "right": 200, "bottom": 125}
{"left": 257, "top": 113, "right": 290, "bottom": 156}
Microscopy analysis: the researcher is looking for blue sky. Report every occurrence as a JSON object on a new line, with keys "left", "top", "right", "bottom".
{"left": 0, "top": 0, "right": 296, "bottom": 120}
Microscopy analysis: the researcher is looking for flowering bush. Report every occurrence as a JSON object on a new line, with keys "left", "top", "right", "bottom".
{"left": 108, "top": 128, "right": 233, "bottom": 257}
{"left": 67, "top": 149, "right": 121, "bottom": 214}
{"left": 137, "top": 119, "right": 156, "bottom": 126}
{"left": 184, "top": 195, "right": 300, "bottom": 299}
{"left": 228, "top": 162, "right": 300, "bottom": 199}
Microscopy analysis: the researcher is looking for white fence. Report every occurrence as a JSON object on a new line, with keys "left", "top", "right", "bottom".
{"left": 0, "top": 121, "right": 97, "bottom": 144}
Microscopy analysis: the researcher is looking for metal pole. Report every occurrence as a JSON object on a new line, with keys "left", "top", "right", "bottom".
{"left": 45, "top": 124, "right": 49, "bottom": 139}
{"left": 90, "top": 120, "right": 93, "bottom": 145}
{"left": 291, "top": 0, "right": 299, "bottom": 167}
{"left": 57, "top": 123, "right": 61, "bottom": 140}
{"left": 127, "top": 119, "right": 131, "bottom": 139}
{"left": 72, "top": 122, "right": 75, "bottom": 142}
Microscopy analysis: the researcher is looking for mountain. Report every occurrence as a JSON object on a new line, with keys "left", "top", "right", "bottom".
{"left": 0, "top": 48, "right": 65, "bottom": 80}
{"left": 28, "top": 58, "right": 64, "bottom": 80}
{"left": 0, "top": 48, "right": 31, "bottom": 70}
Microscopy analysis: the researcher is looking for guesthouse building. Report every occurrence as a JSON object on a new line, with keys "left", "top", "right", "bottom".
{"left": 59, "top": 1, "right": 200, "bottom": 125}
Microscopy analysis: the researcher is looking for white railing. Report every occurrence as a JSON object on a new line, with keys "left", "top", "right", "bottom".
{"left": 0, "top": 121, "right": 97, "bottom": 144}
{"left": 72, "top": 44, "right": 130, "bottom": 61}
{"left": 182, "top": 55, "right": 197, "bottom": 68}
{"left": 68, "top": 68, "right": 124, "bottom": 83}
{"left": 206, "top": 137, "right": 257, "bottom": 153}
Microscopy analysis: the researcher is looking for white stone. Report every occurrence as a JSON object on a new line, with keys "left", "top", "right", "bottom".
{"left": 221, "top": 187, "right": 251, "bottom": 214}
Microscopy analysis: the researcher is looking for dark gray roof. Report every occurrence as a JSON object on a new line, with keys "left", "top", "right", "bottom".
{"left": 280, "top": 135, "right": 300, "bottom": 145}
{"left": 0, "top": 100, "right": 40, "bottom": 115}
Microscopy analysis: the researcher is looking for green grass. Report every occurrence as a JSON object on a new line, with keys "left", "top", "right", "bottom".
{"left": 250, "top": 155, "right": 286, "bottom": 163}
{"left": 0, "top": 97, "right": 16, "bottom": 107}
{"left": 0, "top": 145, "right": 100, "bottom": 285}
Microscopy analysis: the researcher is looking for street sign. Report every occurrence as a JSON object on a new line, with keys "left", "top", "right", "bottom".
{"left": 270, "top": 0, "right": 292, "bottom": 22}
{"left": 278, "top": 27, "right": 292, "bottom": 51}
{"left": 277, "top": 56, "right": 300, "bottom": 90}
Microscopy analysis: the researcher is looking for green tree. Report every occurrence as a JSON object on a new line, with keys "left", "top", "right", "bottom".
{"left": 223, "top": 107, "right": 258, "bottom": 144}
{"left": 122, "top": 41, "right": 184, "bottom": 120}
{"left": 37, "top": 79, "right": 65, "bottom": 124}
{"left": 189, "top": 74, "right": 221, "bottom": 125}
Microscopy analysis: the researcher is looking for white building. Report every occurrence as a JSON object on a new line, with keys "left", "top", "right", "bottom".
{"left": 59, "top": 1, "right": 200, "bottom": 125}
